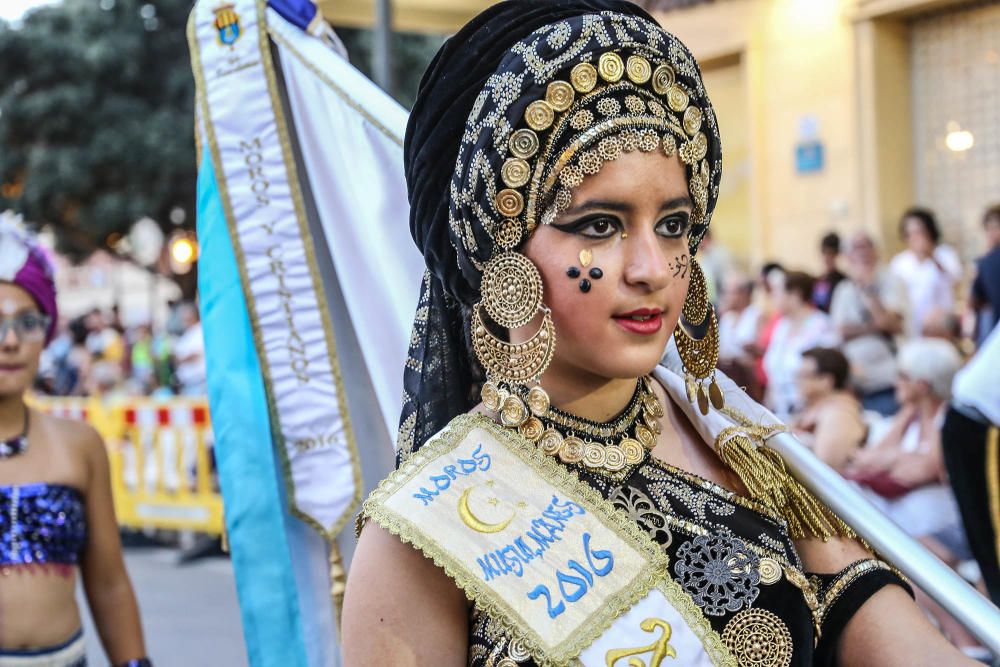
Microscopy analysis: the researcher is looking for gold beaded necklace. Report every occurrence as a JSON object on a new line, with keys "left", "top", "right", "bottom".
{"left": 483, "top": 376, "right": 664, "bottom": 476}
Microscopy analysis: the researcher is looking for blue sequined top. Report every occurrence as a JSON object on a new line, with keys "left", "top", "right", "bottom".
{"left": 0, "top": 484, "right": 87, "bottom": 566}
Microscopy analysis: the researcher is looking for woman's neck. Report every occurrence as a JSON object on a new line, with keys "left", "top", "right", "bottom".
{"left": 0, "top": 393, "right": 27, "bottom": 440}
{"left": 539, "top": 362, "right": 639, "bottom": 424}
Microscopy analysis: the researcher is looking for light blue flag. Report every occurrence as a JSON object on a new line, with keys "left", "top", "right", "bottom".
{"left": 196, "top": 150, "right": 309, "bottom": 667}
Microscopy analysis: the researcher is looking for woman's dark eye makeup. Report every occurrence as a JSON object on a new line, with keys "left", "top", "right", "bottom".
{"left": 553, "top": 211, "right": 691, "bottom": 239}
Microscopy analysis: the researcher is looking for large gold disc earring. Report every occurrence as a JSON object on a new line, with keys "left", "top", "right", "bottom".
{"left": 472, "top": 251, "right": 555, "bottom": 435}
{"left": 674, "top": 259, "right": 723, "bottom": 415}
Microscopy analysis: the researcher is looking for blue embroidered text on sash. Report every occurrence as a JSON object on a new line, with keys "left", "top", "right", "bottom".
{"left": 477, "top": 496, "right": 584, "bottom": 580}
{"left": 413, "top": 443, "right": 491, "bottom": 506}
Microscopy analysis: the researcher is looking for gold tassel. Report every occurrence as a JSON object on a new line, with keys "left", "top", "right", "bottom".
{"left": 329, "top": 541, "right": 348, "bottom": 636}
{"left": 716, "top": 427, "right": 854, "bottom": 541}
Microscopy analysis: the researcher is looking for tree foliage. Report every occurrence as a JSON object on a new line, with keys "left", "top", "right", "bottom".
{"left": 0, "top": 0, "right": 196, "bottom": 262}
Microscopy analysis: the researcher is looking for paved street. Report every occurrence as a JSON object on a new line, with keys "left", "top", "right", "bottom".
{"left": 78, "top": 547, "right": 248, "bottom": 666}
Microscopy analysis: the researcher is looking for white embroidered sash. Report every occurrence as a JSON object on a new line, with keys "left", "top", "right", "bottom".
{"left": 364, "top": 414, "right": 735, "bottom": 666}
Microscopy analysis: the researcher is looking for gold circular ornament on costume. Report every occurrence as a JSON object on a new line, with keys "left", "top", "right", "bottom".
{"left": 583, "top": 442, "right": 608, "bottom": 469}
{"left": 509, "top": 129, "right": 540, "bottom": 159}
{"left": 605, "top": 446, "right": 627, "bottom": 472}
{"left": 519, "top": 416, "right": 544, "bottom": 442}
{"left": 644, "top": 410, "right": 662, "bottom": 435}
{"left": 539, "top": 428, "right": 564, "bottom": 456}
{"left": 480, "top": 252, "right": 542, "bottom": 329}
{"left": 559, "top": 436, "right": 586, "bottom": 464}
{"left": 759, "top": 558, "right": 782, "bottom": 585}
{"left": 495, "top": 189, "right": 525, "bottom": 218}
{"left": 620, "top": 438, "right": 644, "bottom": 465}
{"left": 546, "top": 81, "right": 575, "bottom": 112}
{"left": 526, "top": 386, "right": 551, "bottom": 416}
{"left": 662, "top": 134, "right": 677, "bottom": 157}
{"left": 507, "top": 639, "right": 530, "bottom": 663}
{"left": 683, "top": 105, "right": 703, "bottom": 136}
{"left": 500, "top": 394, "right": 529, "bottom": 428}
{"left": 495, "top": 218, "right": 523, "bottom": 250}
{"left": 624, "top": 95, "right": 645, "bottom": 115}
{"left": 598, "top": 52, "right": 625, "bottom": 82}
{"left": 496, "top": 659, "right": 518, "bottom": 667}
{"left": 525, "top": 100, "right": 555, "bottom": 131}
{"left": 645, "top": 394, "right": 665, "bottom": 418}
{"left": 638, "top": 130, "right": 660, "bottom": 153}
{"left": 501, "top": 158, "right": 531, "bottom": 188}
{"left": 634, "top": 424, "right": 655, "bottom": 449}
{"left": 666, "top": 84, "right": 689, "bottom": 112}
{"left": 626, "top": 55, "right": 652, "bottom": 84}
{"left": 651, "top": 63, "right": 676, "bottom": 95}
{"left": 559, "top": 165, "right": 584, "bottom": 189}
{"left": 481, "top": 381, "right": 503, "bottom": 411}
{"left": 722, "top": 608, "right": 793, "bottom": 667}
{"left": 570, "top": 62, "right": 598, "bottom": 93}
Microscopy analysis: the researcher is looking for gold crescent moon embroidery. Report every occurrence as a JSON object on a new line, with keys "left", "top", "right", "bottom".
{"left": 458, "top": 486, "right": 515, "bottom": 534}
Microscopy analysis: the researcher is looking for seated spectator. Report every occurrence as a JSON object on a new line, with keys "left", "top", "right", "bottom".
{"left": 763, "top": 271, "right": 839, "bottom": 419}
{"left": 812, "top": 232, "right": 846, "bottom": 313}
{"left": 889, "top": 207, "right": 962, "bottom": 338}
{"left": 790, "top": 348, "right": 866, "bottom": 472}
{"left": 845, "top": 338, "right": 964, "bottom": 539}
{"left": 717, "top": 272, "right": 761, "bottom": 398}
{"left": 830, "top": 231, "right": 907, "bottom": 415}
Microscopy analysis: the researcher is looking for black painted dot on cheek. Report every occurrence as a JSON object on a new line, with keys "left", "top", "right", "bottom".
{"left": 589, "top": 268, "right": 603, "bottom": 279}
{"left": 566, "top": 267, "right": 580, "bottom": 278}
{"left": 579, "top": 279, "right": 591, "bottom": 293}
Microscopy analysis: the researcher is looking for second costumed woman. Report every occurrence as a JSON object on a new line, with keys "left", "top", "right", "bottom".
{"left": 343, "top": 1, "right": 975, "bottom": 665}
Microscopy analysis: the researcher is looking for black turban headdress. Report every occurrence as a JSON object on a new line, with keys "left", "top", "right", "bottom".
{"left": 398, "top": 0, "right": 723, "bottom": 460}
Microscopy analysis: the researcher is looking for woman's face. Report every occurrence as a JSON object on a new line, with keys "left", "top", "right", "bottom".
{"left": 903, "top": 217, "right": 934, "bottom": 255}
{"left": 520, "top": 149, "right": 692, "bottom": 383}
{"left": 0, "top": 283, "right": 46, "bottom": 398}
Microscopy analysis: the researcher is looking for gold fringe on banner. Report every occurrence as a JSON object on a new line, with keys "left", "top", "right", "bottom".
{"left": 715, "top": 424, "right": 854, "bottom": 541}
{"left": 329, "top": 541, "right": 348, "bottom": 635}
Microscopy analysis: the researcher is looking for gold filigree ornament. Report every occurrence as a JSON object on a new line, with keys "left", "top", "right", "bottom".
{"left": 481, "top": 252, "right": 543, "bottom": 329}
{"left": 471, "top": 304, "right": 555, "bottom": 385}
{"left": 721, "top": 608, "right": 793, "bottom": 667}
{"left": 674, "top": 259, "right": 724, "bottom": 415}
{"left": 570, "top": 62, "right": 599, "bottom": 93}
{"left": 598, "top": 52, "right": 625, "bottom": 82}
{"left": 495, "top": 218, "right": 523, "bottom": 250}
{"left": 546, "top": 80, "right": 575, "bottom": 112}
{"left": 683, "top": 106, "right": 703, "bottom": 137}
{"left": 626, "top": 55, "right": 652, "bottom": 84}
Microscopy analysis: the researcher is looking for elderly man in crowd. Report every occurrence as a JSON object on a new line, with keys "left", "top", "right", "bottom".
{"left": 830, "top": 231, "right": 908, "bottom": 415}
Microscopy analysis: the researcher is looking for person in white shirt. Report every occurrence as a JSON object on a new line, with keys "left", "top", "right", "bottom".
{"left": 830, "top": 231, "right": 908, "bottom": 415}
{"left": 889, "top": 208, "right": 962, "bottom": 337}
{"left": 763, "top": 271, "right": 839, "bottom": 419}
{"left": 173, "top": 302, "right": 206, "bottom": 396}
{"left": 717, "top": 272, "right": 761, "bottom": 396}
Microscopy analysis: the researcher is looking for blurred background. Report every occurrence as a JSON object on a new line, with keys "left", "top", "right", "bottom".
{"left": 0, "top": 0, "right": 998, "bottom": 664}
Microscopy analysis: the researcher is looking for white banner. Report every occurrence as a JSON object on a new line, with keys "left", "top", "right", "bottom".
{"left": 190, "top": 0, "right": 359, "bottom": 537}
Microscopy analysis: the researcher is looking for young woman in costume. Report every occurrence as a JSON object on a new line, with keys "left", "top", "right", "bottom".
{"left": 343, "top": 2, "right": 975, "bottom": 665}
{"left": 0, "top": 225, "right": 150, "bottom": 666}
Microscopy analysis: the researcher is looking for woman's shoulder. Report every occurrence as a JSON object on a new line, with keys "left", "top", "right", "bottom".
{"left": 33, "top": 410, "right": 105, "bottom": 461}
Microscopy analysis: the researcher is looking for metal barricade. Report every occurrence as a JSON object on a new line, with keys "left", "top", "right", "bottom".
{"left": 28, "top": 395, "right": 224, "bottom": 536}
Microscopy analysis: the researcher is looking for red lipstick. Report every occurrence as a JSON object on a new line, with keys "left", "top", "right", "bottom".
{"left": 613, "top": 308, "right": 663, "bottom": 335}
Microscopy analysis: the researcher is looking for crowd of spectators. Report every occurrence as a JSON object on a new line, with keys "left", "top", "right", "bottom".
{"left": 712, "top": 203, "right": 1000, "bottom": 660}
{"left": 35, "top": 301, "right": 206, "bottom": 399}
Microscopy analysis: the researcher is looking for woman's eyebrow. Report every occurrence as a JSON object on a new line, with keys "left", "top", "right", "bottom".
{"left": 562, "top": 200, "right": 631, "bottom": 215}
{"left": 661, "top": 196, "right": 693, "bottom": 212}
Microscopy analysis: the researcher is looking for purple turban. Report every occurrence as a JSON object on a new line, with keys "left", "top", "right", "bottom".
{"left": 0, "top": 223, "right": 58, "bottom": 343}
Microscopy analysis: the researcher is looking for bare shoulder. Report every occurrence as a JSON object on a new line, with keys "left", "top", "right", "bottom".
{"left": 33, "top": 410, "right": 106, "bottom": 464}
{"left": 343, "top": 521, "right": 468, "bottom": 665}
